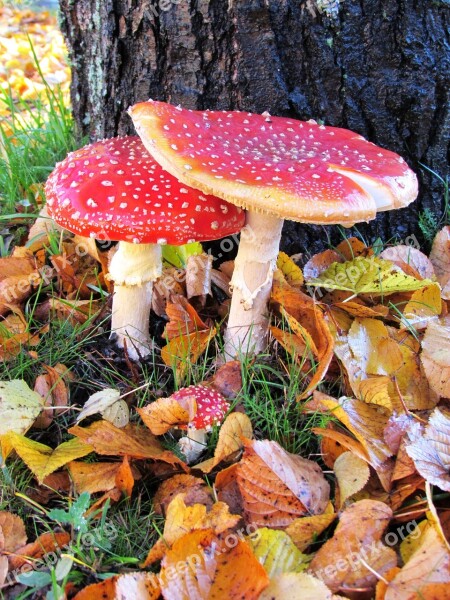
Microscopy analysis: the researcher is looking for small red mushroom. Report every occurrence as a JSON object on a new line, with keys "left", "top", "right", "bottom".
{"left": 129, "top": 101, "right": 419, "bottom": 357}
{"left": 171, "top": 385, "right": 230, "bottom": 463}
{"left": 45, "top": 136, "right": 244, "bottom": 359}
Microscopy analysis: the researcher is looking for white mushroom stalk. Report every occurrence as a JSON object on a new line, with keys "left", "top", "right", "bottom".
{"left": 224, "top": 212, "right": 283, "bottom": 357}
{"left": 108, "top": 241, "right": 162, "bottom": 359}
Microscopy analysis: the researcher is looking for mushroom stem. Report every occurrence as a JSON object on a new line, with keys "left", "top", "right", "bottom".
{"left": 109, "top": 242, "right": 162, "bottom": 359}
{"left": 178, "top": 427, "right": 207, "bottom": 464}
{"left": 223, "top": 211, "right": 283, "bottom": 359}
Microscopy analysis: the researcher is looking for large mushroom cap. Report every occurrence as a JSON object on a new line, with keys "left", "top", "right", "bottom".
{"left": 130, "top": 101, "right": 418, "bottom": 226}
{"left": 45, "top": 136, "right": 245, "bottom": 245}
{"left": 171, "top": 385, "right": 230, "bottom": 430}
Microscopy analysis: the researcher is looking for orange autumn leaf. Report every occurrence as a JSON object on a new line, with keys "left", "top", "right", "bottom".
{"left": 68, "top": 421, "right": 185, "bottom": 467}
{"left": 303, "top": 249, "right": 343, "bottom": 280}
{"left": 115, "top": 455, "right": 134, "bottom": 497}
{"left": 0, "top": 512, "right": 27, "bottom": 553}
{"left": 142, "top": 495, "right": 241, "bottom": 567}
{"left": 9, "top": 531, "right": 71, "bottom": 570}
{"left": 236, "top": 439, "right": 330, "bottom": 528}
{"left": 138, "top": 396, "right": 193, "bottom": 436}
{"left": 336, "top": 237, "right": 371, "bottom": 261}
{"left": 163, "top": 295, "right": 208, "bottom": 340}
{"left": 309, "top": 500, "right": 397, "bottom": 594}
{"left": 33, "top": 365, "right": 69, "bottom": 429}
{"left": 161, "top": 328, "right": 217, "bottom": 384}
{"left": 68, "top": 459, "right": 140, "bottom": 495}
{"left": 73, "top": 572, "right": 161, "bottom": 600}
{"left": 159, "top": 529, "right": 269, "bottom": 600}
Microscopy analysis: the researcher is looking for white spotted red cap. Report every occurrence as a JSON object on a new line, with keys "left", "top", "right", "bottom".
{"left": 171, "top": 385, "right": 230, "bottom": 430}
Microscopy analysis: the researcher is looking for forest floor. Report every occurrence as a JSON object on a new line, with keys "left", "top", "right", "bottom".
{"left": 0, "top": 4, "right": 449, "bottom": 600}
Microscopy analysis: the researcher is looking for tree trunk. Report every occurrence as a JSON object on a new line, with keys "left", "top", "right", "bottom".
{"left": 59, "top": 0, "right": 450, "bottom": 255}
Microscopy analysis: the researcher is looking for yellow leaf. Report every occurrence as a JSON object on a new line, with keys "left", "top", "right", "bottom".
{"left": 138, "top": 396, "right": 192, "bottom": 436}
{"left": 399, "top": 283, "right": 442, "bottom": 330}
{"left": 259, "top": 572, "right": 336, "bottom": 600}
{"left": 5, "top": 433, "right": 93, "bottom": 483}
{"left": 420, "top": 317, "right": 450, "bottom": 399}
{"left": 285, "top": 513, "right": 336, "bottom": 552}
{"left": 334, "top": 451, "right": 370, "bottom": 507}
{"left": 348, "top": 318, "right": 403, "bottom": 376}
{"left": 308, "top": 256, "right": 433, "bottom": 295}
{"left": 246, "top": 528, "right": 308, "bottom": 577}
{"left": 0, "top": 379, "right": 45, "bottom": 443}
{"left": 277, "top": 252, "right": 304, "bottom": 287}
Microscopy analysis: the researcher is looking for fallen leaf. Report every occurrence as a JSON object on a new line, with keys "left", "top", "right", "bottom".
{"left": 259, "top": 572, "right": 337, "bottom": 600}
{"left": 285, "top": 513, "right": 336, "bottom": 552}
{"left": 0, "top": 379, "right": 44, "bottom": 456}
{"left": 303, "top": 249, "right": 343, "bottom": 280}
{"left": 76, "top": 388, "right": 129, "bottom": 427}
{"left": 336, "top": 237, "right": 371, "bottom": 261}
{"left": 380, "top": 245, "right": 435, "bottom": 280}
{"left": 115, "top": 455, "right": 134, "bottom": 497}
{"left": 246, "top": 528, "right": 308, "bottom": 576}
{"left": 406, "top": 407, "right": 450, "bottom": 491}
{"left": 429, "top": 226, "right": 450, "bottom": 299}
{"left": 142, "top": 495, "right": 241, "bottom": 567}
{"left": 236, "top": 439, "right": 330, "bottom": 528}
{"left": 420, "top": 317, "right": 450, "bottom": 398}
{"left": 277, "top": 252, "right": 304, "bottom": 287}
{"left": 33, "top": 366, "right": 69, "bottom": 429}
{"left": 384, "top": 526, "right": 450, "bottom": 600}
{"left": 399, "top": 283, "right": 442, "bottom": 330}
{"left": 185, "top": 252, "right": 213, "bottom": 302}
{"left": 163, "top": 295, "right": 208, "bottom": 340}
{"left": 138, "top": 396, "right": 192, "bottom": 436}
{"left": 215, "top": 463, "right": 243, "bottom": 516}
{"left": 5, "top": 433, "right": 93, "bottom": 483}
{"left": 69, "top": 421, "right": 186, "bottom": 467}
{"left": 73, "top": 572, "right": 161, "bottom": 600}
{"left": 209, "top": 360, "right": 242, "bottom": 398}
{"left": 159, "top": 529, "right": 269, "bottom": 599}
{"left": 153, "top": 474, "right": 214, "bottom": 516}
{"left": 68, "top": 460, "right": 140, "bottom": 495}
{"left": 0, "top": 512, "right": 27, "bottom": 553}
{"left": 196, "top": 412, "right": 253, "bottom": 473}
{"left": 9, "top": 531, "right": 71, "bottom": 570}
{"left": 308, "top": 256, "right": 433, "bottom": 295}
{"left": 162, "top": 328, "right": 217, "bottom": 384}
{"left": 334, "top": 452, "right": 370, "bottom": 507}
{"left": 309, "top": 500, "right": 397, "bottom": 593}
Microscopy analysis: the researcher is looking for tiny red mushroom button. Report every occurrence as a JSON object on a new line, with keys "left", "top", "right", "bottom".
{"left": 171, "top": 385, "right": 230, "bottom": 431}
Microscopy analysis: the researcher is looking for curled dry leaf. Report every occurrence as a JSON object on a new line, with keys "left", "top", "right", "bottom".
{"left": 159, "top": 529, "right": 269, "bottom": 600}
{"left": 406, "top": 407, "right": 450, "bottom": 491}
{"left": 420, "top": 317, "right": 450, "bottom": 398}
{"left": 33, "top": 366, "right": 69, "bottom": 429}
{"left": 246, "top": 528, "right": 308, "bottom": 577}
{"left": 429, "top": 226, "right": 450, "bottom": 300}
{"left": 380, "top": 245, "right": 435, "bottom": 280}
{"left": 142, "top": 494, "right": 241, "bottom": 567}
{"left": 153, "top": 474, "right": 214, "bottom": 516}
{"left": 209, "top": 360, "right": 242, "bottom": 398}
{"left": 138, "top": 396, "right": 193, "bottom": 436}
{"left": 185, "top": 252, "right": 213, "bottom": 302}
{"left": 334, "top": 451, "right": 370, "bottom": 507}
{"left": 196, "top": 412, "right": 253, "bottom": 473}
{"left": 236, "top": 439, "right": 330, "bottom": 528}
{"left": 161, "top": 328, "right": 217, "bottom": 384}
{"left": 309, "top": 500, "right": 397, "bottom": 594}
{"left": 163, "top": 295, "right": 208, "bottom": 340}
{"left": 73, "top": 572, "right": 161, "bottom": 600}
{"left": 384, "top": 526, "right": 450, "bottom": 600}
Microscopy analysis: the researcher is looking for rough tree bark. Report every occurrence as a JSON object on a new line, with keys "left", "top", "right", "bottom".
{"left": 59, "top": 0, "right": 450, "bottom": 254}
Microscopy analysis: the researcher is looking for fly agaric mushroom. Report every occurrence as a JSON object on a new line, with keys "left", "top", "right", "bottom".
{"left": 130, "top": 101, "right": 419, "bottom": 357}
{"left": 171, "top": 385, "right": 229, "bottom": 463}
{"left": 45, "top": 136, "right": 245, "bottom": 360}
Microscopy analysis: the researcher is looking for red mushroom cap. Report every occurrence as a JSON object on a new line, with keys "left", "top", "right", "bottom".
{"left": 45, "top": 136, "right": 245, "bottom": 245}
{"left": 130, "top": 101, "right": 418, "bottom": 225}
{"left": 171, "top": 385, "right": 230, "bottom": 430}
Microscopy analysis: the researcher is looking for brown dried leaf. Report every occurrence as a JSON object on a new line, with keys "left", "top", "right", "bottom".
{"left": 304, "top": 250, "right": 343, "bottom": 280}
{"left": 185, "top": 252, "right": 213, "bottom": 302}
{"left": 9, "top": 531, "right": 71, "bottom": 570}
{"left": 310, "top": 500, "right": 397, "bottom": 593}
{"left": 159, "top": 529, "right": 269, "bottom": 600}
{"left": 429, "top": 226, "right": 450, "bottom": 299}
{"left": 0, "top": 512, "right": 27, "bottom": 552}
{"left": 380, "top": 245, "right": 435, "bottom": 280}
{"left": 236, "top": 439, "right": 330, "bottom": 528}
{"left": 420, "top": 317, "right": 450, "bottom": 398}
{"left": 163, "top": 295, "right": 208, "bottom": 340}
{"left": 209, "top": 360, "right": 242, "bottom": 399}
{"left": 215, "top": 463, "right": 243, "bottom": 516}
